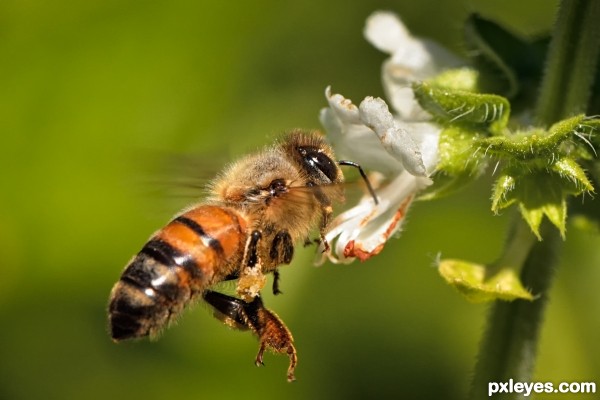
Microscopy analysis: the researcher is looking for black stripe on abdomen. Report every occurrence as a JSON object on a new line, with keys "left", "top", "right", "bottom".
{"left": 174, "top": 216, "right": 225, "bottom": 257}
{"left": 110, "top": 244, "right": 191, "bottom": 340}
{"left": 140, "top": 238, "right": 201, "bottom": 280}
{"left": 119, "top": 239, "right": 197, "bottom": 303}
{"left": 140, "top": 239, "right": 175, "bottom": 266}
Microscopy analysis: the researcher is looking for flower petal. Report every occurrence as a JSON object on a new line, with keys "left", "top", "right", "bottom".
{"left": 358, "top": 96, "right": 427, "bottom": 176}
{"left": 318, "top": 170, "right": 432, "bottom": 264}
{"left": 321, "top": 87, "right": 405, "bottom": 174}
{"left": 395, "top": 120, "right": 440, "bottom": 174}
{"left": 364, "top": 11, "right": 463, "bottom": 119}
{"left": 316, "top": 10, "right": 460, "bottom": 265}
{"left": 364, "top": 11, "right": 412, "bottom": 54}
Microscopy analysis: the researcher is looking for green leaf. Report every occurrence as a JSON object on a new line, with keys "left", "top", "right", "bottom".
{"left": 438, "top": 258, "right": 534, "bottom": 303}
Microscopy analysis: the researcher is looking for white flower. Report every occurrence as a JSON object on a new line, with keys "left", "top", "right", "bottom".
{"left": 318, "top": 11, "right": 461, "bottom": 264}
{"left": 365, "top": 11, "right": 463, "bottom": 121}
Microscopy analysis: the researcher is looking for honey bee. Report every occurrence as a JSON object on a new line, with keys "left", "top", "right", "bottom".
{"left": 108, "top": 130, "right": 377, "bottom": 382}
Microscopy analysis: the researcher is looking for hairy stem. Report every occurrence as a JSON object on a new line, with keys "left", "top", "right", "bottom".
{"left": 536, "top": 0, "right": 600, "bottom": 122}
{"left": 487, "top": 217, "right": 536, "bottom": 277}
{"left": 469, "top": 220, "right": 559, "bottom": 399}
{"left": 470, "top": 0, "right": 599, "bottom": 397}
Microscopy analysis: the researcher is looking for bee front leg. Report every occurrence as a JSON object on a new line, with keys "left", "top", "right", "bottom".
{"left": 203, "top": 290, "right": 297, "bottom": 382}
{"left": 312, "top": 186, "right": 333, "bottom": 253}
{"left": 243, "top": 230, "right": 262, "bottom": 268}
{"left": 319, "top": 204, "right": 333, "bottom": 253}
{"left": 237, "top": 230, "right": 267, "bottom": 301}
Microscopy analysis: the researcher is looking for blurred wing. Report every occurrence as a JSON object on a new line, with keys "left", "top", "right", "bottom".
{"left": 130, "top": 147, "right": 230, "bottom": 202}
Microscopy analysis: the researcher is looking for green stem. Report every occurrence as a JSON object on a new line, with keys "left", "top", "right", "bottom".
{"left": 470, "top": 1, "right": 600, "bottom": 398}
{"left": 535, "top": 0, "right": 600, "bottom": 123}
{"left": 486, "top": 216, "right": 536, "bottom": 278}
{"left": 469, "top": 220, "right": 559, "bottom": 399}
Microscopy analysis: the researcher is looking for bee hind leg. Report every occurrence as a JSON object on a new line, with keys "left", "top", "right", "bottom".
{"left": 203, "top": 290, "right": 297, "bottom": 382}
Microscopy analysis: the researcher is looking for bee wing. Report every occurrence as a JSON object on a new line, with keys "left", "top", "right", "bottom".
{"left": 130, "top": 148, "right": 232, "bottom": 202}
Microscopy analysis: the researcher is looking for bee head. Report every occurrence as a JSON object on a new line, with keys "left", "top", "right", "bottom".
{"left": 282, "top": 130, "right": 343, "bottom": 185}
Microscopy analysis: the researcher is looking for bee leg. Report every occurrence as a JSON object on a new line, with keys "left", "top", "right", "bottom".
{"left": 244, "top": 230, "right": 262, "bottom": 268}
{"left": 255, "top": 338, "right": 298, "bottom": 383}
{"left": 311, "top": 186, "right": 333, "bottom": 253}
{"left": 237, "top": 230, "right": 266, "bottom": 301}
{"left": 270, "top": 230, "right": 294, "bottom": 265}
{"left": 203, "top": 290, "right": 297, "bottom": 382}
{"left": 319, "top": 204, "right": 333, "bottom": 253}
{"left": 272, "top": 269, "right": 283, "bottom": 295}
{"left": 269, "top": 231, "right": 293, "bottom": 295}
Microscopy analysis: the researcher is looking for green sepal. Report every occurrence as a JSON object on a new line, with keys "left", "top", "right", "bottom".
{"left": 479, "top": 115, "right": 600, "bottom": 161}
{"left": 550, "top": 114, "right": 600, "bottom": 158}
{"left": 420, "top": 125, "right": 488, "bottom": 199}
{"left": 482, "top": 115, "right": 597, "bottom": 238}
{"left": 491, "top": 166, "right": 592, "bottom": 239}
{"left": 437, "top": 126, "right": 487, "bottom": 174}
{"left": 438, "top": 258, "right": 534, "bottom": 303}
{"left": 569, "top": 162, "right": 600, "bottom": 231}
{"left": 413, "top": 81, "right": 510, "bottom": 133}
{"left": 551, "top": 157, "right": 594, "bottom": 192}
{"left": 491, "top": 173, "right": 516, "bottom": 210}
{"left": 428, "top": 68, "right": 480, "bottom": 92}
{"left": 478, "top": 128, "right": 559, "bottom": 161}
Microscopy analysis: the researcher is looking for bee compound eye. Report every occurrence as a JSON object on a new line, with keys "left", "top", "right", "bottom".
{"left": 298, "top": 147, "right": 338, "bottom": 182}
{"left": 269, "top": 179, "right": 286, "bottom": 191}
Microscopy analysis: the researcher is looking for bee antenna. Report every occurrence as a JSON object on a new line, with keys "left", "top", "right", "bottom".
{"left": 338, "top": 160, "right": 379, "bottom": 205}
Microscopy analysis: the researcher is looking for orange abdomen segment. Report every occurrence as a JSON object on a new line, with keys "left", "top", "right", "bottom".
{"left": 157, "top": 205, "right": 246, "bottom": 283}
{"left": 108, "top": 205, "right": 247, "bottom": 341}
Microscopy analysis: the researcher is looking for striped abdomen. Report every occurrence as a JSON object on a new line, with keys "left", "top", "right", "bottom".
{"left": 108, "top": 205, "right": 247, "bottom": 341}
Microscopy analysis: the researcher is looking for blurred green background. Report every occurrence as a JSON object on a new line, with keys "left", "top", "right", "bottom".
{"left": 1, "top": 0, "right": 598, "bottom": 399}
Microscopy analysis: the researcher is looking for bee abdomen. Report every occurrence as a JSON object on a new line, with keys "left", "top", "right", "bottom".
{"left": 109, "top": 205, "right": 247, "bottom": 341}
{"left": 109, "top": 241, "right": 195, "bottom": 341}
